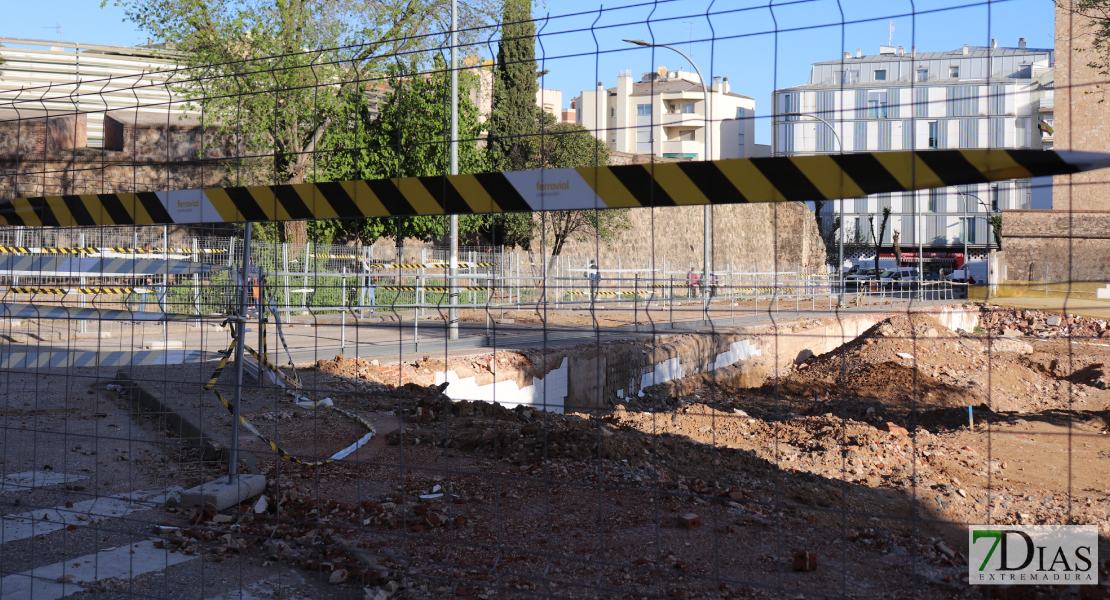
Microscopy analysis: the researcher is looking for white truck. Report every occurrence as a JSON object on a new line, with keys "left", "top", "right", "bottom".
{"left": 945, "top": 261, "right": 988, "bottom": 284}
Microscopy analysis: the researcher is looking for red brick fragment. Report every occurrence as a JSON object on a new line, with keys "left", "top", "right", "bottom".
{"left": 882, "top": 422, "right": 909, "bottom": 436}
{"left": 792, "top": 550, "right": 818, "bottom": 572}
{"left": 678, "top": 513, "right": 701, "bottom": 529}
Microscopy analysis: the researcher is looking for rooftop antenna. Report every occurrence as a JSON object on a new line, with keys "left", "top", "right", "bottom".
{"left": 681, "top": 20, "right": 698, "bottom": 61}
{"left": 43, "top": 23, "right": 63, "bottom": 41}
{"left": 888, "top": 20, "right": 895, "bottom": 46}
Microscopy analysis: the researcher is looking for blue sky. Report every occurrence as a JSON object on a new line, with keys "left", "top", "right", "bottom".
{"left": 6, "top": 0, "right": 1055, "bottom": 144}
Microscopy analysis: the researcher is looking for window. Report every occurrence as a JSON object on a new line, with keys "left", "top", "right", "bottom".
{"left": 636, "top": 104, "right": 652, "bottom": 116}
{"left": 949, "top": 66, "right": 960, "bottom": 79}
{"left": 681, "top": 103, "right": 695, "bottom": 114}
{"left": 958, "top": 118, "right": 979, "bottom": 148}
{"left": 928, "top": 121, "right": 940, "bottom": 149}
{"left": 783, "top": 93, "right": 799, "bottom": 119}
{"left": 866, "top": 91, "right": 889, "bottom": 118}
{"left": 878, "top": 121, "right": 892, "bottom": 150}
{"left": 929, "top": 187, "right": 944, "bottom": 212}
{"left": 736, "top": 107, "right": 747, "bottom": 119}
{"left": 838, "top": 70, "right": 860, "bottom": 84}
{"left": 610, "top": 108, "right": 615, "bottom": 117}
{"left": 947, "top": 86, "right": 980, "bottom": 117}
{"left": 916, "top": 69, "right": 929, "bottom": 82}
{"left": 967, "top": 217, "right": 977, "bottom": 244}
{"left": 676, "top": 129, "right": 695, "bottom": 141}
{"left": 914, "top": 87, "right": 929, "bottom": 118}
{"left": 854, "top": 121, "right": 868, "bottom": 151}
{"left": 874, "top": 69, "right": 887, "bottom": 81}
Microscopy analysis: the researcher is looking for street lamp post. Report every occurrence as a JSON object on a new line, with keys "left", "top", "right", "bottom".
{"left": 623, "top": 39, "right": 712, "bottom": 306}
{"left": 448, "top": 0, "right": 459, "bottom": 340}
{"left": 778, "top": 112, "right": 844, "bottom": 303}
{"left": 955, "top": 188, "right": 997, "bottom": 271}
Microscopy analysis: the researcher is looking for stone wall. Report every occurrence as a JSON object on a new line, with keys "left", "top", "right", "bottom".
{"left": 0, "top": 110, "right": 239, "bottom": 201}
{"left": 1000, "top": 210, "right": 1110, "bottom": 281}
{"left": 1052, "top": 0, "right": 1110, "bottom": 213}
{"left": 998, "top": 3, "right": 1110, "bottom": 280}
{"left": 541, "top": 202, "right": 827, "bottom": 274}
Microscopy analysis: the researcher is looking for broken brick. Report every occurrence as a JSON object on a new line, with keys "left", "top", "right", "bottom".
{"left": 881, "top": 422, "right": 909, "bottom": 436}
{"left": 678, "top": 513, "right": 701, "bottom": 529}
{"left": 792, "top": 551, "right": 818, "bottom": 572}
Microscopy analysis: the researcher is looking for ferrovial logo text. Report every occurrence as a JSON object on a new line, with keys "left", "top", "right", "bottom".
{"left": 969, "top": 525, "right": 1097, "bottom": 585}
{"left": 535, "top": 180, "right": 570, "bottom": 195}
{"left": 177, "top": 199, "right": 200, "bottom": 208}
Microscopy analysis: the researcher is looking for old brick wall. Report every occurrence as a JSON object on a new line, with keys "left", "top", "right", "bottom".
{"left": 999, "top": 3, "right": 1110, "bottom": 281}
{"left": 541, "top": 202, "right": 827, "bottom": 274}
{"left": 1053, "top": 0, "right": 1110, "bottom": 213}
{"left": 1001, "top": 210, "right": 1110, "bottom": 281}
{"left": 0, "top": 111, "right": 240, "bottom": 200}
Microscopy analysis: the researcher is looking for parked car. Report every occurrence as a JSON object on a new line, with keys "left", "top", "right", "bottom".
{"left": 879, "top": 267, "right": 919, "bottom": 289}
{"left": 845, "top": 268, "right": 880, "bottom": 282}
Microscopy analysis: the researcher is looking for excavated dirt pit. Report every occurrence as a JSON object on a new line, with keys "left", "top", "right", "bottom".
{"left": 89, "top": 306, "right": 1110, "bottom": 599}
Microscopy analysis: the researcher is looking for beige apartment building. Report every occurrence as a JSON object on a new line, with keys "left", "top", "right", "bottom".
{"left": 571, "top": 68, "right": 758, "bottom": 160}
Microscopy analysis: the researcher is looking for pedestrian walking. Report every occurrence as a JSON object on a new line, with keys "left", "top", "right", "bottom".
{"left": 587, "top": 261, "right": 600, "bottom": 302}
{"left": 686, "top": 267, "right": 699, "bottom": 298}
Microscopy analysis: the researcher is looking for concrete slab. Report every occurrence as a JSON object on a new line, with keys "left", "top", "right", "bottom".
{"left": 0, "top": 470, "right": 86, "bottom": 492}
{"left": 75, "top": 331, "right": 112, "bottom": 339}
{"left": 494, "top": 318, "right": 516, "bottom": 325}
{"left": 180, "top": 474, "right": 267, "bottom": 510}
{"left": 0, "top": 540, "right": 198, "bottom": 600}
{"left": 5, "top": 333, "right": 29, "bottom": 343}
{"left": 144, "top": 340, "right": 184, "bottom": 349}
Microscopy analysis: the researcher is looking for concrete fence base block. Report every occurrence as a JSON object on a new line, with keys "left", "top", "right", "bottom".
{"left": 144, "top": 340, "right": 184, "bottom": 350}
{"left": 180, "top": 474, "right": 267, "bottom": 510}
{"left": 76, "top": 331, "right": 112, "bottom": 339}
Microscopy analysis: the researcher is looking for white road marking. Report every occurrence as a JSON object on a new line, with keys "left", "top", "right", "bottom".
{"left": 0, "top": 539, "right": 198, "bottom": 600}
{"left": 1, "top": 490, "right": 180, "bottom": 545}
{"left": 0, "top": 472, "right": 86, "bottom": 492}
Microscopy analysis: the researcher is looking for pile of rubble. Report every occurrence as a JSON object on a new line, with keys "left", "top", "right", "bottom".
{"left": 980, "top": 306, "right": 1110, "bottom": 339}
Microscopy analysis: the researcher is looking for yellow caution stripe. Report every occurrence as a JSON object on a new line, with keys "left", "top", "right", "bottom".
{"left": 4, "top": 287, "right": 154, "bottom": 294}
{"left": 3, "top": 150, "right": 1100, "bottom": 227}
{"left": 0, "top": 246, "right": 226, "bottom": 254}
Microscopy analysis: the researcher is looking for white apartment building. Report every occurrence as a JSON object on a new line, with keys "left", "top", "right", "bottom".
{"left": 572, "top": 68, "right": 756, "bottom": 160}
{"left": 772, "top": 40, "right": 1053, "bottom": 260}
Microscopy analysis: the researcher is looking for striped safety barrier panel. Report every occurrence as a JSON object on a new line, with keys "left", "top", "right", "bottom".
{"left": 2, "top": 149, "right": 1099, "bottom": 227}
{"left": 376, "top": 286, "right": 494, "bottom": 292}
{"left": 4, "top": 287, "right": 154, "bottom": 295}
{"left": 0, "top": 246, "right": 227, "bottom": 254}
{"left": 376, "top": 262, "right": 499, "bottom": 269}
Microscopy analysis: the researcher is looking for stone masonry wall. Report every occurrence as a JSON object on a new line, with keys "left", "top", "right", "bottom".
{"left": 1001, "top": 210, "right": 1110, "bottom": 281}
{"left": 543, "top": 202, "right": 827, "bottom": 275}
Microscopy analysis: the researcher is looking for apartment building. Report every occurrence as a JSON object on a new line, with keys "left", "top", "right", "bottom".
{"left": 772, "top": 40, "right": 1053, "bottom": 261}
{"left": 572, "top": 67, "right": 756, "bottom": 160}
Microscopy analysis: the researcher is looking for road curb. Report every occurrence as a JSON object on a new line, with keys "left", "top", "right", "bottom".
{"left": 113, "top": 370, "right": 261, "bottom": 471}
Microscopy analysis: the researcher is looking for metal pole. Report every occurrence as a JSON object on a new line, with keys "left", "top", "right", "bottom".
{"left": 229, "top": 222, "right": 253, "bottom": 483}
{"left": 448, "top": 0, "right": 460, "bottom": 341}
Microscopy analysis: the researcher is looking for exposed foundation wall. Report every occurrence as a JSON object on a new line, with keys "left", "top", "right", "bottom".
{"left": 433, "top": 305, "right": 981, "bottom": 413}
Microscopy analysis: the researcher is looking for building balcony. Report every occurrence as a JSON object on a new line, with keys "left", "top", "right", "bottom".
{"left": 662, "top": 140, "right": 702, "bottom": 158}
{"left": 660, "top": 112, "right": 705, "bottom": 127}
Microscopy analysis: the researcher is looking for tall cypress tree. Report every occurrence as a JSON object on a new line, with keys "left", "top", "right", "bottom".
{"left": 491, "top": 0, "right": 538, "bottom": 171}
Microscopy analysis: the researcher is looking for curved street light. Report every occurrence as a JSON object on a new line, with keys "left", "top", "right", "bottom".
{"left": 623, "top": 39, "right": 713, "bottom": 306}
{"left": 776, "top": 111, "right": 846, "bottom": 303}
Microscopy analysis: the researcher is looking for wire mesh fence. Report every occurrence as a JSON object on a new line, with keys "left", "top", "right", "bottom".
{"left": 2, "top": 0, "right": 1110, "bottom": 599}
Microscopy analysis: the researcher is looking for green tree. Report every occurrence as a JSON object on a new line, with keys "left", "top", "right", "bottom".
{"left": 490, "top": 0, "right": 537, "bottom": 171}
{"left": 311, "top": 60, "right": 490, "bottom": 247}
{"left": 110, "top": 0, "right": 497, "bottom": 246}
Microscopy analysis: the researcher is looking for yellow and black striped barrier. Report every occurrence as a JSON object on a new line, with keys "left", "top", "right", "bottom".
{"left": 4, "top": 287, "right": 154, "bottom": 295}
{"left": 0, "top": 246, "right": 226, "bottom": 254}
{"left": 3, "top": 149, "right": 1102, "bottom": 227}
{"left": 376, "top": 262, "right": 498, "bottom": 269}
{"left": 203, "top": 335, "right": 375, "bottom": 467}
{"left": 376, "top": 285, "right": 493, "bottom": 292}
